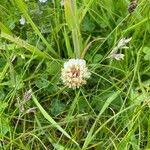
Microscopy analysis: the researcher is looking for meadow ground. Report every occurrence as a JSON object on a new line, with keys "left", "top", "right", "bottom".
{"left": 0, "top": 0, "right": 150, "bottom": 149}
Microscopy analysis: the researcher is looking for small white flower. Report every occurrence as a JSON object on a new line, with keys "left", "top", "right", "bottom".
{"left": 26, "top": 107, "right": 36, "bottom": 114}
{"left": 117, "top": 37, "right": 132, "bottom": 49}
{"left": 111, "top": 53, "right": 125, "bottom": 60}
{"left": 24, "top": 89, "right": 32, "bottom": 101}
{"left": 108, "top": 37, "right": 132, "bottom": 61}
{"left": 19, "top": 16, "right": 26, "bottom": 25}
{"left": 61, "top": 59, "right": 91, "bottom": 89}
{"left": 60, "top": 0, "right": 64, "bottom": 6}
{"left": 39, "top": 0, "right": 47, "bottom": 3}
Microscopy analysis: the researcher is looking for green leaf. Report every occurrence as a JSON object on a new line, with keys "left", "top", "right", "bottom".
{"left": 32, "top": 94, "right": 79, "bottom": 146}
{"left": 93, "top": 54, "right": 103, "bottom": 63}
{"left": 35, "top": 76, "right": 49, "bottom": 89}
{"left": 0, "top": 101, "right": 8, "bottom": 112}
{"left": 0, "top": 22, "right": 13, "bottom": 35}
{"left": 46, "top": 61, "right": 61, "bottom": 75}
{"left": 0, "top": 89, "right": 5, "bottom": 100}
{"left": 81, "top": 16, "right": 95, "bottom": 32}
{"left": 143, "top": 46, "right": 150, "bottom": 61}
{"left": 0, "top": 116, "right": 9, "bottom": 136}
{"left": 78, "top": 98, "right": 89, "bottom": 113}
{"left": 9, "top": 74, "right": 24, "bottom": 90}
{"left": 51, "top": 99, "right": 65, "bottom": 116}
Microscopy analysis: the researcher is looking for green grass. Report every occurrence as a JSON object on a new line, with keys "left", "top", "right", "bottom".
{"left": 0, "top": 0, "right": 150, "bottom": 149}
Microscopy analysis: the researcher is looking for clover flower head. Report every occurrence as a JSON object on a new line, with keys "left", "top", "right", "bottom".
{"left": 61, "top": 59, "right": 91, "bottom": 89}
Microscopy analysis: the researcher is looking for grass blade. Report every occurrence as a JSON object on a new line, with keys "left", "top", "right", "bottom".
{"left": 64, "top": 0, "right": 81, "bottom": 58}
{"left": 1, "top": 32, "right": 53, "bottom": 60}
{"left": 32, "top": 94, "right": 79, "bottom": 147}
{"left": 82, "top": 90, "right": 121, "bottom": 149}
{"left": 14, "top": 0, "right": 57, "bottom": 57}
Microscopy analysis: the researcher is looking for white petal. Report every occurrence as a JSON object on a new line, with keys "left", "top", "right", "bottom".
{"left": 19, "top": 16, "right": 26, "bottom": 25}
{"left": 117, "top": 37, "right": 132, "bottom": 49}
{"left": 114, "top": 54, "right": 125, "bottom": 60}
{"left": 39, "top": 0, "right": 47, "bottom": 3}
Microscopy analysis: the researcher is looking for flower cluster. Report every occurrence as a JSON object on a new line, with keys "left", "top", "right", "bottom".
{"left": 61, "top": 59, "right": 91, "bottom": 89}
{"left": 108, "top": 37, "right": 132, "bottom": 60}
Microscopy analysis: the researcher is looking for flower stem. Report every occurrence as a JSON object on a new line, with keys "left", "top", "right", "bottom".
{"left": 72, "top": 29, "right": 80, "bottom": 58}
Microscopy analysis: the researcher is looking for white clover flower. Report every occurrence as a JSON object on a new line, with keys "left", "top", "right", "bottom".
{"left": 39, "top": 0, "right": 47, "bottom": 3}
{"left": 61, "top": 59, "right": 91, "bottom": 89}
{"left": 19, "top": 16, "right": 26, "bottom": 25}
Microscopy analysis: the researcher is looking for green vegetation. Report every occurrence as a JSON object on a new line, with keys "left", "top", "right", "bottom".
{"left": 0, "top": 0, "right": 150, "bottom": 149}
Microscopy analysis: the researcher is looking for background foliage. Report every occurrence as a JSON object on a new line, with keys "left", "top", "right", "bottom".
{"left": 0, "top": 0, "right": 150, "bottom": 149}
